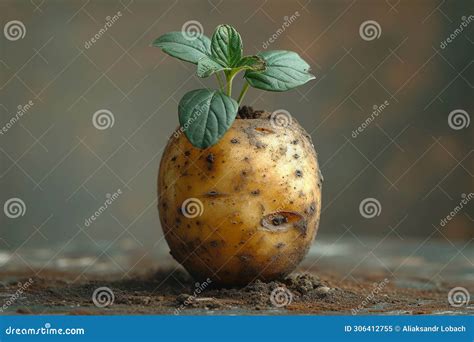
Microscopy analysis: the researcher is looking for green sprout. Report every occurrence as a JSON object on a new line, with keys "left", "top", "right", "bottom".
{"left": 152, "top": 24, "right": 315, "bottom": 149}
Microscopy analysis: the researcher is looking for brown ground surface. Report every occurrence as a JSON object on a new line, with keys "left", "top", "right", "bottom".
{"left": 0, "top": 268, "right": 469, "bottom": 315}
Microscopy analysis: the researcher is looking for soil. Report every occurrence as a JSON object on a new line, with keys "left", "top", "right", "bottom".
{"left": 237, "top": 106, "right": 269, "bottom": 119}
{"left": 0, "top": 268, "right": 466, "bottom": 315}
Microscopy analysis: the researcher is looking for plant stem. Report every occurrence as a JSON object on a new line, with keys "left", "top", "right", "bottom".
{"left": 237, "top": 82, "right": 250, "bottom": 105}
{"left": 226, "top": 72, "right": 233, "bottom": 97}
{"left": 215, "top": 73, "right": 224, "bottom": 91}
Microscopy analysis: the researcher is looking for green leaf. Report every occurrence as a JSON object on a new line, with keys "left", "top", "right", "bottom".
{"left": 245, "top": 50, "right": 315, "bottom": 92}
{"left": 211, "top": 25, "right": 242, "bottom": 67}
{"left": 152, "top": 32, "right": 211, "bottom": 64}
{"left": 197, "top": 56, "right": 229, "bottom": 78}
{"left": 236, "top": 55, "right": 266, "bottom": 72}
{"left": 178, "top": 89, "right": 238, "bottom": 148}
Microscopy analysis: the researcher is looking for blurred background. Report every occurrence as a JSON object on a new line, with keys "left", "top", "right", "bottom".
{"left": 0, "top": 0, "right": 472, "bottom": 275}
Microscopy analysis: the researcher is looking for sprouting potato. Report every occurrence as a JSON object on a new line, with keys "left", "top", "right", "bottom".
{"left": 158, "top": 112, "right": 322, "bottom": 285}
{"left": 153, "top": 23, "right": 320, "bottom": 285}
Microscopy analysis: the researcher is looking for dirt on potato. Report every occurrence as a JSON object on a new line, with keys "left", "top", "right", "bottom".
{"left": 0, "top": 268, "right": 464, "bottom": 315}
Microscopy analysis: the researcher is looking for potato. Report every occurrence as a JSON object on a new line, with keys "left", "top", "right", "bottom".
{"left": 158, "top": 112, "right": 322, "bottom": 286}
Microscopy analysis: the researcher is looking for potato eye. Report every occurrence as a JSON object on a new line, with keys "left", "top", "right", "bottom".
{"left": 260, "top": 211, "right": 306, "bottom": 234}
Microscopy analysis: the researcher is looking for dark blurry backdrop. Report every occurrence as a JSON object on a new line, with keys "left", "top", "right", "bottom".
{"left": 1, "top": 0, "right": 473, "bottom": 257}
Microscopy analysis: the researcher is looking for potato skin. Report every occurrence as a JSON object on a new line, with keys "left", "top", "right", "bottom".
{"left": 158, "top": 113, "right": 322, "bottom": 286}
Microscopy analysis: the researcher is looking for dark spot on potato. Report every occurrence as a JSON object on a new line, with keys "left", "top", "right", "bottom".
{"left": 238, "top": 254, "right": 253, "bottom": 262}
{"left": 293, "top": 154, "right": 300, "bottom": 159}
{"left": 309, "top": 202, "right": 316, "bottom": 214}
{"left": 231, "top": 138, "right": 239, "bottom": 144}
{"left": 184, "top": 150, "right": 191, "bottom": 157}
{"left": 206, "top": 153, "right": 214, "bottom": 163}
{"left": 251, "top": 189, "right": 260, "bottom": 195}
{"left": 255, "top": 127, "right": 274, "bottom": 134}
{"left": 272, "top": 214, "right": 288, "bottom": 226}
{"left": 260, "top": 211, "right": 306, "bottom": 234}
{"left": 276, "top": 242, "right": 286, "bottom": 249}
{"left": 171, "top": 156, "right": 177, "bottom": 162}
{"left": 294, "top": 219, "right": 308, "bottom": 236}
{"left": 210, "top": 240, "right": 219, "bottom": 247}
{"left": 204, "top": 190, "right": 228, "bottom": 198}
{"left": 291, "top": 139, "right": 299, "bottom": 145}
{"left": 296, "top": 170, "right": 303, "bottom": 177}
